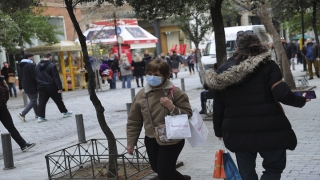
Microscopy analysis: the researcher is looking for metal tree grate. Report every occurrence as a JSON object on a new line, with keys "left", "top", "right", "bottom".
{"left": 45, "top": 138, "right": 150, "bottom": 180}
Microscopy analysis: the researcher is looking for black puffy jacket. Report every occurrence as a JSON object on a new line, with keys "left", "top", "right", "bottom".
{"left": 18, "top": 60, "right": 37, "bottom": 94}
{"left": 206, "top": 52, "right": 306, "bottom": 152}
{"left": 35, "top": 60, "right": 62, "bottom": 90}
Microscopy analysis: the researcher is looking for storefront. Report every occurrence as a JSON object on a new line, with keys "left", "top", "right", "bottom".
{"left": 26, "top": 41, "right": 86, "bottom": 91}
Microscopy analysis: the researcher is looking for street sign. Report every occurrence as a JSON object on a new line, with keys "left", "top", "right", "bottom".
{"left": 116, "top": 26, "right": 122, "bottom": 35}
{"left": 117, "top": 36, "right": 124, "bottom": 44}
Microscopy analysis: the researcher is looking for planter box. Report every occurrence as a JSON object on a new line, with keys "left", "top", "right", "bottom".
{"left": 45, "top": 138, "right": 150, "bottom": 180}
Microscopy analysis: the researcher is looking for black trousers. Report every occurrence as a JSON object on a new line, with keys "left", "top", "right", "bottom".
{"left": 188, "top": 64, "right": 195, "bottom": 73}
{"left": 235, "top": 150, "right": 286, "bottom": 180}
{"left": 38, "top": 85, "right": 68, "bottom": 118}
{"left": 144, "top": 136, "right": 185, "bottom": 180}
{"left": 0, "top": 105, "right": 26, "bottom": 147}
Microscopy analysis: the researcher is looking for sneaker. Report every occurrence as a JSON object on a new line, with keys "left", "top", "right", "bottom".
{"left": 21, "top": 143, "right": 36, "bottom": 152}
{"left": 37, "top": 117, "right": 47, "bottom": 123}
{"left": 309, "top": 77, "right": 313, "bottom": 80}
{"left": 63, "top": 111, "right": 73, "bottom": 118}
{"left": 17, "top": 113, "right": 26, "bottom": 122}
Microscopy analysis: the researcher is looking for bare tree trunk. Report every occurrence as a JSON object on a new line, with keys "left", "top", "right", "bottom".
{"left": 257, "top": 4, "right": 295, "bottom": 89}
{"left": 196, "top": 43, "right": 206, "bottom": 85}
{"left": 312, "top": 0, "right": 319, "bottom": 46}
{"left": 64, "top": 0, "right": 118, "bottom": 177}
{"left": 210, "top": 0, "right": 226, "bottom": 66}
{"left": 233, "top": 0, "right": 296, "bottom": 89}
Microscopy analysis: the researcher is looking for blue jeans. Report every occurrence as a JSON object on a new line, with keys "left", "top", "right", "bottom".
{"left": 196, "top": 63, "right": 199, "bottom": 72}
{"left": 8, "top": 83, "right": 17, "bottom": 97}
{"left": 122, "top": 75, "right": 131, "bottom": 88}
{"left": 110, "top": 72, "right": 118, "bottom": 89}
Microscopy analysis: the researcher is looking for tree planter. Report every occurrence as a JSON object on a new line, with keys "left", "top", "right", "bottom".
{"left": 45, "top": 139, "right": 150, "bottom": 180}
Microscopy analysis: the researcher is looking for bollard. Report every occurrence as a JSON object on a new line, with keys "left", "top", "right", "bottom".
{"left": 22, "top": 92, "right": 28, "bottom": 107}
{"left": 75, "top": 114, "right": 86, "bottom": 143}
{"left": 1, "top": 133, "right": 15, "bottom": 170}
{"left": 126, "top": 103, "right": 132, "bottom": 116}
{"left": 131, "top": 88, "right": 135, "bottom": 102}
{"left": 181, "top": 78, "right": 185, "bottom": 92}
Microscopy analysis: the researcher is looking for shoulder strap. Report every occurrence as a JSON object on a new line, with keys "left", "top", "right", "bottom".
{"left": 169, "top": 85, "right": 175, "bottom": 100}
{"left": 144, "top": 93, "right": 156, "bottom": 127}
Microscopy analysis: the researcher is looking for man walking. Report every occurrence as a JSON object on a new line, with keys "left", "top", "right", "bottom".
{"left": 17, "top": 54, "right": 38, "bottom": 122}
{"left": 35, "top": 53, "right": 72, "bottom": 123}
{"left": 1, "top": 62, "right": 17, "bottom": 97}
{"left": 281, "top": 38, "right": 296, "bottom": 66}
{"left": 302, "top": 38, "right": 320, "bottom": 80}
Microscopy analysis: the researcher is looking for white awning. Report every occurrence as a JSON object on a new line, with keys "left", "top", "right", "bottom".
{"left": 130, "top": 43, "right": 156, "bottom": 49}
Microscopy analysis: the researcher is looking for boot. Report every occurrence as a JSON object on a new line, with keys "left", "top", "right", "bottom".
{"left": 136, "top": 79, "right": 140, "bottom": 87}
{"left": 183, "top": 175, "right": 191, "bottom": 180}
{"left": 141, "top": 78, "right": 144, "bottom": 87}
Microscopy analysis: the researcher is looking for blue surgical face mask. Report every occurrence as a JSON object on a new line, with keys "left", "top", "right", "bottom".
{"left": 146, "top": 75, "right": 163, "bottom": 87}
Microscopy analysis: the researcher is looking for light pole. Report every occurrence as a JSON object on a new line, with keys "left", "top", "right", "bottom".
{"left": 300, "top": 0, "right": 307, "bottom": 71}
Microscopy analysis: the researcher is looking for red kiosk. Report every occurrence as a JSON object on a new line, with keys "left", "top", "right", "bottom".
{"left": 78, "top": 19, "right": 158, "bottom": 63}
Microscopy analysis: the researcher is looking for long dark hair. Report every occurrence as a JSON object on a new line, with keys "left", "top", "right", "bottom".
{"left": 234, "top": 34, "right": 268, "bottom": 61}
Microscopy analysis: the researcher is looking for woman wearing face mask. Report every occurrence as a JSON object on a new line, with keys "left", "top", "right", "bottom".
{"left": 126, "top": 60, "right": 192, "bottom": 180}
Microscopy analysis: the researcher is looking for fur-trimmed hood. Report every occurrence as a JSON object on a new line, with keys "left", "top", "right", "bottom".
{"left": 206, "top": 52, "right": 272, "bottom": 90}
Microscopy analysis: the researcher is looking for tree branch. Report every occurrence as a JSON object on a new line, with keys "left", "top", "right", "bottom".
{"left": 232, "top": 0, "right": 252, "bottom": 10}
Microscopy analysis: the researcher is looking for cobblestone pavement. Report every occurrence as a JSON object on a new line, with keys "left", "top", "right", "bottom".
{"left": 0, "top": 64, "right": 319, "bottom": 180}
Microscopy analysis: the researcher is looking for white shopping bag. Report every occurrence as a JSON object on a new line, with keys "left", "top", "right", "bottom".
{"left": 165, "top": 114, "right": 191, "bottom": 139}
{"left": 187, "top": 108, "right": 209, "bottom": 148}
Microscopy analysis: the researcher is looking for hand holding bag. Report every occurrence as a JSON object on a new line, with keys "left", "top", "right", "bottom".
{"left": 145, "top": 86, "right": 181, "bottom": 146}
{"left": 187, "top": 108, "right": 208, "bottom": 148}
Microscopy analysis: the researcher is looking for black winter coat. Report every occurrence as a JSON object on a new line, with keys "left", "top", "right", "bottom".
{"left": 107, "top": 59, "right": 120, "bottom": 73}
{"left": 35, "top": 60, "right": 62, "bottom": 90}
{"left": 206, "top": 52, "right": 306, "bottom": 152}
{"left": 143, "top": 56, "right": 152, "bottom": 66}
{"left": 18, "top": 60, "right": 37, "bottom": 94}
{"left": 131, "top": 60, "right": 145, "bottom": 76}
{"left": 1, "top": 66, "right": 15, "bottom": 84}
{"left": 283, "top": 42, "right": 296, "bottom": 59}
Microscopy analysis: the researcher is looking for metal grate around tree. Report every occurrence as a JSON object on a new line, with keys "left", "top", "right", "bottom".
{"left": 45, "top": 138, "right": 150, "bottom": 180}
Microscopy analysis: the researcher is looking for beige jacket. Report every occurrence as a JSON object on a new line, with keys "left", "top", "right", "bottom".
{"left": 126, "top": 80, "right": 192, "bottom": 146}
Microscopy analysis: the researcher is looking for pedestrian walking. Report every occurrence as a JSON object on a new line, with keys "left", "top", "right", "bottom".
{"left": 281, "top": 38, "right": 296, "bottom": 66}
{"left": 126, "top": 60, "right": 192, "bottom": 180}
{"left": 268, "top": 42, "right": 278, "bottom": 65}
{"left": 170, "top": 50, "right": 183, "bottom": 78}
{"left": 301, "top": 38, "right": 320, "bottom": 80}
{"left": 160, "top": 52, "right": 173, "bottom": 73}
{"left": 17, "top": 54, "right": 38, "bottom": 122}
{"left": 131, "top": 53, "right": 145, "bottom": 88}
{"left": 0, "top": 75, "right": 36, "bottom": 151}
{"left": 35, "top": 53, "right": 72, "bottom": 123}
{"left": 119, "top": 54, "right": 132, "bottom": 89}
{"left": 186, "top": 52, "right": 195, "bottom": 75}
{"left": 206, "top": 33, "right": 309, "bottom": 180}
{"left": 1, "top": 62, "right": 17, "bottom": 97}
{"left": 293, "top": 40, "right": 303, "bottom": 64}
{"left": 107, "top": 54, "right": 120, "bottom": 89}
{"left": 142, "top": 52, "right": 152, "bottom": 66}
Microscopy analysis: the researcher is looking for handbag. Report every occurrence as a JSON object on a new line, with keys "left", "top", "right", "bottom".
{"left": 165, "top": 114, "right": 191, "bottom": 139}
{"left": 145, "top": 86, "right": 181, "bottom": 146}
{"left": 222, "top": 142, "right": 243, "bottom": 180}
{"left": 213, "top": 144, "right": 226, "bottom": 178}
{"left": 101, "top": 69, "right": 110, "bottom": 76}
{"left": 8, "top": 76, "right": 16, "bottom": 83}
{"left": 186, "top": 108, "right": 209, "bottom": 148}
